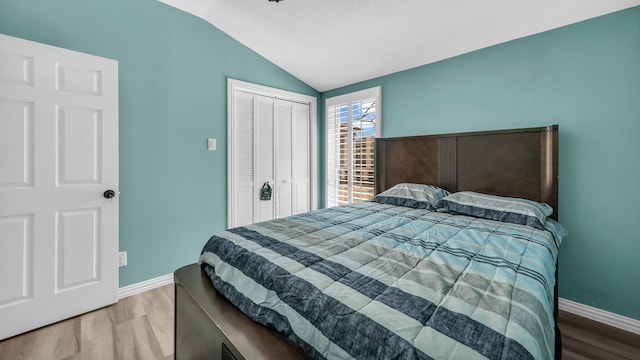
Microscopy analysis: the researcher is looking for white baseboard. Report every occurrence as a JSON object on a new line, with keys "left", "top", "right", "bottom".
{"left": 118, "top": 273, "right": 174, "bottom": 300}
{"left": 559, "top": 297, "right": 640, "bottom": 335}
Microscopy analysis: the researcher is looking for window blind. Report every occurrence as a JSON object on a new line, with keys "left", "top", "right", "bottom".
{"left": 326, "top": 87, "right": 380, "bottom": 207}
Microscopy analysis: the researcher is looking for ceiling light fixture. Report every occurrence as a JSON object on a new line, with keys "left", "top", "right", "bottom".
{"left": 268, "top": 0, "right": 283, "bottom": 3}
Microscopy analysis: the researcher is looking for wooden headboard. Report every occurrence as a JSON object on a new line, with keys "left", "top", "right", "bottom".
{"left": 375, "top": 125, "right": 559, "bottom": 220}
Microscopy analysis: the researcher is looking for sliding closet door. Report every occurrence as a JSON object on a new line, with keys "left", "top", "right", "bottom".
{"left": 228, "top": 79, "right": 316, "bottom": 228}
{"left": 275, "top": 100, "right": 293, "bottom": 218}
{"left": 292, "top": 103, "right": 310, "bottom": 215}
{"left": 230, "top": 91, "right": 255, "bottom": 227}
{"left": 255, "top": 95, "right": 275, "bottom": 222}
{"left": 275, "top": 100, "right": 310, "bottom": 218}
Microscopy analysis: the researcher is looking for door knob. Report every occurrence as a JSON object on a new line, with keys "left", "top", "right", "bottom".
{"left": 103, "top": 190, "right": 116, "bottom": 199}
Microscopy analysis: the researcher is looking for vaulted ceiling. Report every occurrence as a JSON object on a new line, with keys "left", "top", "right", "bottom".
{"left": 159, "top": 0, "right": 640, "bottom": 92}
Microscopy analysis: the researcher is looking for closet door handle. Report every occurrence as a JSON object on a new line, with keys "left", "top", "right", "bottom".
{"left": 103, "top": 190, "right": 116, "bottom": 199}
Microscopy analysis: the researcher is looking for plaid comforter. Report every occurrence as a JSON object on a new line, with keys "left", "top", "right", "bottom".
{"left": 199, "top": 202, "right": 561, "bottom": 359}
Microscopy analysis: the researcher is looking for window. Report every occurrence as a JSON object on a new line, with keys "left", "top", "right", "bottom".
{"left": 326, "top": 87, "right": 381, "bottom": 207}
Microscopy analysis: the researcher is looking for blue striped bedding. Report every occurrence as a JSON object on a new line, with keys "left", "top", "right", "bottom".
{"left": 199, "top": 201, "right": 563, "bottom": 359}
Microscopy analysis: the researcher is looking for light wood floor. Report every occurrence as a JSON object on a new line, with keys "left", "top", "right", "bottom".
{"left": 0, "top": 284, "right": 174, "bottom": 360}
{"left": 559, "top": 311, "right": 640, "bottom": 360}
{"left": 1, "top": 284, "right": 639, "bottom": 360}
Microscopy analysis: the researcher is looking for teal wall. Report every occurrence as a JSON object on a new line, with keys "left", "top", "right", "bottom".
{"left": 0, "top": 0, "right": 319, "bottom": 287}
{"left": 323, "top": 7, "right": 640, "bottom": 320}
{"left": 2, "top": 0, "right": 638, "bottom": 321}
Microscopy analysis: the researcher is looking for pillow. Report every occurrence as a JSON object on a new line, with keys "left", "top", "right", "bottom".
{"left": 372, "top": 183, "right": 450, "bottom": 210}
{"left": 544, "top": 218, "right": 568, "bottom": 247}
{"left": 436, "top": 191, "right": 553, "bottom": 229}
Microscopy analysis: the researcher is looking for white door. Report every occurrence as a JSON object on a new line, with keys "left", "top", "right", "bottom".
{"left": 275, "top": 100, "right": 293, "bottom": 218}
{"left": 292, "top": 103, "right": 310, "bottom": 215}
{"left": 228, "top": 79, "right": 316, "bottom": 228}
{"left": 0, "top": 34, "right": 119, "bottom": 340}
{"left": 230, "top": 90, "right": 255, "bottom": 227}
{"left": 275, "top": 100, "right": 310, "bottom": 218}
{"left": 255, "top": 95, "right": 275, "bottom": 223}
{"left": 230, "top": 92, "right": 278, "bottom": 225}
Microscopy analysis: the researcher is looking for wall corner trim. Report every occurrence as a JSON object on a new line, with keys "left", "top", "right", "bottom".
{"left": 118, "top": 273, "right": 174, "bottom": 300}
{"left": 559, "top": 297, "right": 640, "bottom": 335}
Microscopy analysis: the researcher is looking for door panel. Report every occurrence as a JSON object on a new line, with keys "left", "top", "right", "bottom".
{"left": 0, "top": 34, "right": 118, "bottom": 340}
{"left": 56, "top": 63, "right": 102, "bottom": 96}
{"left": 293, "top": 104, "right": 310, "bottom": 215}
{"left": 255, "top": 96, "right": 274, "bottom": 222}
{"left": 0, "top": 99, "right": 34, "bottom": 188}
{"left": 234, "top": 185, "right": 254, "bottom": 227}
{"left": 56, "top": 106, "right": 102, "bottom": 185}
{"left": 55, "top": 208, "right": 100, "bottom": 291}
{"left": 294, "top": 183, "right": 309, "bottom": 214}
{"left": 277, "top": 183, "right": 293, "bottom": 219}
{"left": 275, "top": 101, "right": 293, "bottom": 218}
{"left": 0, "top": 52, "right": 34, "bottom": 85}
{"left": 230, "top": 91, "right": 254, "bottom": 227}
{"left": 0, "top": 215, "right": 33, "bottom": 306}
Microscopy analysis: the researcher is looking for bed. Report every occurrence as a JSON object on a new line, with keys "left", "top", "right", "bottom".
{"left": 174, "top": 125, "right": 562, "bottom": 360}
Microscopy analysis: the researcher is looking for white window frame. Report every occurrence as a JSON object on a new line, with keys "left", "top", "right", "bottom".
{"left": 325, "top": 86, "right": 381, "bottom": 208}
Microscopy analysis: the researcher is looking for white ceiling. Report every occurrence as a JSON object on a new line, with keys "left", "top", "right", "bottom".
{"left": 159, "top": 0, "right": 640, "bottom": 92}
